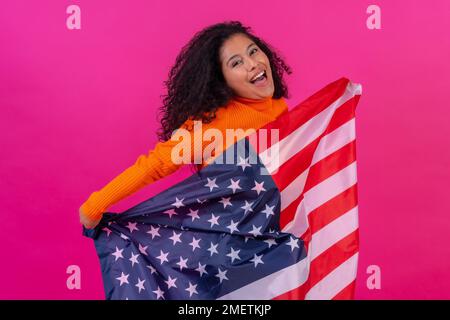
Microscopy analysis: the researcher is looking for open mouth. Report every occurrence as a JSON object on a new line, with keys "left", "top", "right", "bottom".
{"left": 250, "top": 70, "right": 267, "bottom": 84}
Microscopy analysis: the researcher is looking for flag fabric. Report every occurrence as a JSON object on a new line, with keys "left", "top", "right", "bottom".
{"left": 83, "top": 77, "right": 362, "bottom": 300}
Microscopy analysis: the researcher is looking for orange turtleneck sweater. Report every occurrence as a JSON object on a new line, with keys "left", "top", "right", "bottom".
{"left": 80, "top": 96, "right": 289, "bottom": 221}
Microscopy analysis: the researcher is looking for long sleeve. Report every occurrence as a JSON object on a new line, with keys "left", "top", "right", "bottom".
{"left": 80, "top": 140, "right": 182, "bottom": 221}
{"left": 80, "top": 117, "right": 205, "bottom": 221}
{"left": 80, "top": 97, "right": 288, "bottom": 221}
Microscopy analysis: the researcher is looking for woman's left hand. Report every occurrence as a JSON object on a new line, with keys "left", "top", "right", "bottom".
{"left": 79, "top": 207, "right": 101, "bottom": 229}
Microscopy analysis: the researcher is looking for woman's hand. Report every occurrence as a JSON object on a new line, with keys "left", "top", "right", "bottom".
{"left": 79, "top": 206, "right": 101, "bottom": 229}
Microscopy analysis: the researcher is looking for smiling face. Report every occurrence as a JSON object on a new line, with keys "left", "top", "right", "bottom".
{"left": 219, "top": 33, "right": 275, "bottom": 100}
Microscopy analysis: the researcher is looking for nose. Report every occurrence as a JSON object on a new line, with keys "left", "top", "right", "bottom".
{"left": 244, "top": 56, "right": 259, "bottom": 72}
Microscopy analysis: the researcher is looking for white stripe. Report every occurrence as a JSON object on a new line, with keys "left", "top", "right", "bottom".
{"left": 259, "top": 82, "right": 360, "bottom": 173}
{"left": 282, "top": 162, "right": 357, "bottom": 236}
{"left": 305, "top": 252, "right": 359, "bottom": 300}
{"left": 302, "top": 161, "right": 357, "bottom": 217}
{"left": 311, "top": 118, "right": 355, "bottom": 166}
{"left": 309, "top": 206, "right": 359, "bottom": 260}
{"left": 280, "top": 168, "right": 309, "bottom": 211}
{"left": 350, "top": 82, "right": 362, "bottom": 96}
{"left": 217, "top": 246, "right": 311, "bottom": 300}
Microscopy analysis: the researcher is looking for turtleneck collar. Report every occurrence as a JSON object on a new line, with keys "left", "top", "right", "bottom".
{"left": 232, "top": 95, "right": 273, "bottom": 111}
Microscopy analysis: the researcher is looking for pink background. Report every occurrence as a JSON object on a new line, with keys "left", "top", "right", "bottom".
{"left": 1, "top": 0, "right": 449, "bottom": 299}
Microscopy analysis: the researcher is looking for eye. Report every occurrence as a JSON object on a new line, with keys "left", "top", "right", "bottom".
{"left": 250, "top": 48, "right": 258, "bottom": 55}
{"left": 232, "top": 60, "right": 242, "bottom": 67}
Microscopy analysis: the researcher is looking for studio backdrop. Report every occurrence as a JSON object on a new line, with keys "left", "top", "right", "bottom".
{"left": 0, "top": 0, "right": 449, "bottom": 299}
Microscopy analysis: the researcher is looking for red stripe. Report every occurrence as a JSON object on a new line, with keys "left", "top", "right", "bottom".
{"left": 304, "top": 141, "right": 356, "bottom": 193}
{"left": 307, "top": 184, "right": 358, "bottom": 234}
{"left": 332, "top": 280, "right": 356, "bottom": 300}
{"left": 279, "top": 194, "right": 303, "bottom": 230}
{"left": 278, "top": 143, "right": 357, "bottom": 230}
{"left": 273, "top": 229, "right": 359, "bottom": 300}
{"left": 272, "top": 139, "right": 320, "bottom": 192}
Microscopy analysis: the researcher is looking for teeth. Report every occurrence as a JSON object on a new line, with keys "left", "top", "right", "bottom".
{"left": 251, "top": 71, "right": 265, "bottom": 82}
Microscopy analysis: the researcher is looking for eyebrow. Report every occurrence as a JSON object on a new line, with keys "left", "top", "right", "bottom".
{"left": 226, "top": 43, "right": 257, "bottom": 65}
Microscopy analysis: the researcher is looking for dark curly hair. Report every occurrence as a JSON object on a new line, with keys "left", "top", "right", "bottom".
{"left": 157, "top": 20, "right": 292, "bottom": 143}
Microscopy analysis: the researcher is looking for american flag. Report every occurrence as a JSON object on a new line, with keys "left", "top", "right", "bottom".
{"left": 83, "top": 77, "right": 362, "bottom": 300}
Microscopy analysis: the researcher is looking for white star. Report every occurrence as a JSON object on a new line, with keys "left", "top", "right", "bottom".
{"left": 189, "top": 237, "right": 201, "bottom": 251}
{"left": 146, "top": 265, "right": 157, "bottom": 274}
{"left": 156, "top": 250, "right": 169, "bottom": 264}
{"left": 147, "top": 225, "right": 161, "bottom": 239}
{"left": 286, "top": 236, "right": 300, "bottom": 251}
{"left": 116, "top": 272, "right": 129, "bottom": 286}
{"left": 164, "top": 275, "right": 177, "bottom": 289}
{"left": 237, "top": 156, "right": 252, "bottom": 171}
{"left": 129, "top": 252, "right": 140, "bottom": 267}
{"left": 264, "top": 238, "right": 277, "bottom": 248}
{"left": 139, "top": 243, "right": 148, "bottom": 256}
{"left": 218, "top": 197, "right": 232, "bottom": 208}
{"left": 163, "top": 208, "right": 178, "bottom": 218}
{"left": 152, "top": 286, "right": 165, "bottom": 300}
{"left": 250, "top": 254, "right": 264, "bottom": 267}
{"left": 120, "top": 233, "right": 129, "bottom": 240}
{"left": 215, "top": 268, "right": 229, "bottom": 283}
{"left": 227, "top": 179, "right": 241, "bottom": 193}
{"left": 244, "top": 236, "right": 253, "bottom": 243}
{"left": 197, "top": 198, "right": 208, "bottom": 204}
{"left": 208, "top": 242, "right": 219, "bottom": 256}
{"left": 187, "top": 208, "right": 200, "bottom": 221}
{"left": 262, "top": 204, "right": 275, "bottom": 218}
{"left": 176, "top": 256, "right": 189, "bottom": 271}
{"left": 204, "top": 177, "right": 219, "bottom": 192}
{"left": 226, "top": 247, "right": 241, "bottom": 263}
{"left": 252, "top": 180, "right": 266, "bottom": 195}
{"left": 111, "top": 246, "right": 124, "bottom": 261}
{"left": 196, "top": 262, "right": 208, "bottom": 277}
{"left": 135, "top": 278, "right": 146, "bottom": 293}
{"left": 171, "top": 197, "right": 185, "bottom": 208}
{"left": 226, "top": 220, "right": 239, "bottom": 234}
{"left": 249, "top": 225, "right": 262, "bottom": 237}
{"left": 241, "top": 200, "right": 254, "bottom": 215}
{"left": 126, "top": 222, "right": 139, "bottom": 233}
{"left": 102, "top": 227, "right": 112, "bottom": 237}
{"left": 169, "top": 231, "right": 182, "bottom": 245}
{"left": 207, "top": 214, "right": 220, "bottom": 228}
{"left": 185, "top": 282, "right": 198, "bottom": 297}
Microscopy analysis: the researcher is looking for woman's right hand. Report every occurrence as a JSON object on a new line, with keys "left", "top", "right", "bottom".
{"left": 79, "top": 206, "right": 101, "bottom": 229}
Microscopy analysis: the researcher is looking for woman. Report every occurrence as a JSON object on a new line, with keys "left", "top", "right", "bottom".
{"left": 79, "top": 20, "right": 292, "bottom": 230}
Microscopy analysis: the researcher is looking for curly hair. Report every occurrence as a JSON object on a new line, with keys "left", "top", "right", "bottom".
{"left": 157, "top": 20, "right": 292, "bottom": 143}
